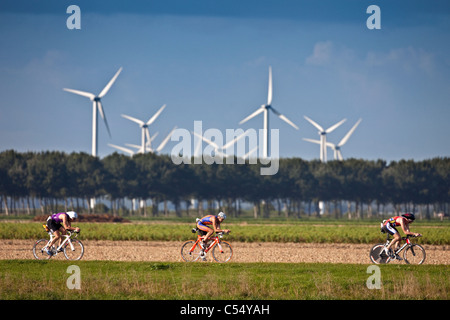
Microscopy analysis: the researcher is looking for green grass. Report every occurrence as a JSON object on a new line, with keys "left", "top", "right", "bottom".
{"left": 1, "top": 220, "right": 448, "bottom": 245}
{"left": 0, "top": 260, "right": 448, "bottom": 300}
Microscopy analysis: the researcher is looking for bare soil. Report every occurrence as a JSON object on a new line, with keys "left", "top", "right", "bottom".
{"left": 1, "top": 240, "right": 449, "bottom": 264}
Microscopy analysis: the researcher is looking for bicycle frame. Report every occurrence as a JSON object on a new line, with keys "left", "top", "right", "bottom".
{"left": 46, "top": 231, "right": 77, "bottom": 253}
{"left": 189, "top": 233, "right": 225, "bottom": 254}
{"left": 383, "top": 234, "right": 414, "bottom": 254}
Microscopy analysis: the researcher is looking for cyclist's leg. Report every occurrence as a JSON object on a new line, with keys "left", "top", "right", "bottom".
{"left": 387, "top": 232, "right": 400, "bottom": 256}
{"left": 197, "top": 223, "right": 213, "bottom": 249}
{"left": 57, "top": 227, "right": 67, "bottom": 249}
{"left": 46, "top": 220, "right": 62, "bottom": 249}
{"left": 383, "top": 225, "right": 399, "bottom": 256}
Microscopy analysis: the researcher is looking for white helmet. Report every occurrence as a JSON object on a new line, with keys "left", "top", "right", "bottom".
{"left": 218, "top": 212, "right": 226, "bottom": 220}
{"left": 67, "top": 211, "right": 78, "bottom": 220}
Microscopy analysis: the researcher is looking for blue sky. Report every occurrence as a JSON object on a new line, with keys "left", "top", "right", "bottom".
{"left": 0, "top": 0, "right": 449, "bottom": 162}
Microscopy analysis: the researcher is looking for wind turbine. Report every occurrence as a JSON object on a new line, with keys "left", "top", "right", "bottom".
{"left": 121, "top": 105, "right": 166, "bottom": 153}
{"left": 116, "top": 126, "right": 176, "bottom": 155}
{"left": 239, "top": 66, "right": 299, "bottom": 158}
{"left": 303, "top": 116, "right": 346, "bottom": 162}
{"left": 326, "top": 118, "right": 362, "bottom": 160}
{"left": 64, "top": 67, "right": 122, "bottom": 157}
{"left": 192, "top": 130, "right": 248, "bottom": 158}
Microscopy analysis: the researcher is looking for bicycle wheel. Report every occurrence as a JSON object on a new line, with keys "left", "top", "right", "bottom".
{"left": 212, "top": 241, "right": 233, "bottom": 263}
{"left": 403, "top": 244, "right": 426, "bottom": 265}
{"left": 32, "top": 239, "right": 52, "bottom": 260}
{"left": 369, "top": 244, "right": 391, "bottom": 264}
{"left": 180, "top": 240, "right": 202, "bottom": 262}
{"left": 63, "top": 239, "right": 84, "bottom": 261}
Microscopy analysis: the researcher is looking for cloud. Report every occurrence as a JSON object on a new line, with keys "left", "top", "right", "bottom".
{"left": 366, "top": 47, "right": 436, "bottom": 76}
{"left": 305, "top": 41, "right": 333, "bottom": 66}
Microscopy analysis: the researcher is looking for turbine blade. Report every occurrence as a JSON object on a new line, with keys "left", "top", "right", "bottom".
{"left": 271, "top": 107, "right": 299, "bottom": 130}
{"left": 192, "top": 131, "right": 219, "bottom": 150}
{"left": 146, "top": 104, "right": 166, "bottom": 126}
{"left": 239, "top": 107, "right": 265, "bottom": 125}
{"left": 98, "top": 67, "right": 122, "bottom": 98}
{"left": 108, "top": 144, "right": 134, "bottom": 155}
{"left": 222, "top": 130, "right": 248, "bottom": 150}
{"left": 125, "top": 143, "right": 142, "bottom": 150}
{"left": 156, "top": 126, "right": 177, "bottom": 152}
{"left": 337, "top": 150, "right": 344, "bottom": 161}
{"left": 304, "top": 116, "right": 324, "bottom": 132}
{"left": 125, "top": 143, "right": 144, "bottom": 154}
{"left": 338, "top": 118, "right": 362, "bottom": 146}
{"left": 63, "top": 88, "right": 95, "bottom": 100}
{"left": 326, "top": 141, "right": 336, "bottom": 149}
{"left": 150, "top": 132, "right": 159, "bottom": 142}
{"left": 303, "top": 138, "right": 321, "bottom": 145}
{"left": 121, "top": 114, "right": 145, "bottom": 126}
{"left": 243, "top": 146, "right": 258, "bottom": 160}
{"left": 97, "top": 101, "right": 111, "bottom": 137}
{"left": 267, "top": 66, "right": 273, "bottom": 106}
{"left": 325, "top": 118, "right": 346, "bottom": 134}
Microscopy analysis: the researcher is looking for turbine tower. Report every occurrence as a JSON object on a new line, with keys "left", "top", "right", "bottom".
{"left": 121, "top": 105, "right": 166, "bottom": 153}
{"left": 303, "top": 116, "right": 346, "bottom": 162}
{"left": 239, "top": 66, "right": 299, "bottom": 158}
{"left": 63, "top": 67, "right": 122, "bottom": 157}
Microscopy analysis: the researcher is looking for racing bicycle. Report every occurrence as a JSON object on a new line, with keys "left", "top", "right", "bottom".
{"left": 32, "top": 224, "right": 85, "bottom": 261}
{"left": 369, "top": 234, "right": 425, "bottom": 265}
{"left": 180, "top": 229, "right": 233, "bottom": 263}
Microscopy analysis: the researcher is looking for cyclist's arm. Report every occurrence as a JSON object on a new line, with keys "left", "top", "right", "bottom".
{"left": 399, "top": 219, "right": 419, "bottom": 236}
{"left": 61, "top": 215, "right": 79, "bottom": 232}
{"left": 212, "top": 219, "right": 230, "bottom": 234}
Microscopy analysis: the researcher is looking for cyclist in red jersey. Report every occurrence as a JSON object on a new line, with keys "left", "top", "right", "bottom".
{"left": 381, "top": 213, "right": 421, "bottom": 259}
{"left": 197, "top": 212, "right": 230, "bottom": 250}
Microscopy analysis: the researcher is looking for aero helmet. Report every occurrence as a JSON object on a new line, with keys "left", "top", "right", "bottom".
{"left": 218, "top": 212, "right": 227, "bottom": 220}
{"left": 67, "top": 211, "right": 78, "bottom": 220}
{"left": 402, "top": 213, "right": 415, "bottom": 221}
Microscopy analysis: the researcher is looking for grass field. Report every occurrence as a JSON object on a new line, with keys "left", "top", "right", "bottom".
{"left": 0, "top": 260, "right": 448, "bottom": 300}
{"left": 1, "top": 219, "right": 449, "bottom": 244}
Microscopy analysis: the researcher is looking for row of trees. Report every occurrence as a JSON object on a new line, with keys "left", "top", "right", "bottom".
{"left": 0, "top": 150, "right": 449, "bottom": 219}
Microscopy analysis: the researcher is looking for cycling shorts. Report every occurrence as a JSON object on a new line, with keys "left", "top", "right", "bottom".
{"left": 46, "top": 217, "right": 62, "bottom": 233}
{"left": 382, "top": 223, "right": 398, "bottom": 235}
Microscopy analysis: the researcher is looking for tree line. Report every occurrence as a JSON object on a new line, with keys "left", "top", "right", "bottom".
{"left": 0, "top": 150, "right": 449, "bottom": 219}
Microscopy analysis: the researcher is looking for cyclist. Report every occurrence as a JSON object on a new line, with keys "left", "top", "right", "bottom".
{"left": 45, "top": 211, "right": 80, "bottom": 256}
{"left": 197, "top": 212, "right": 230, "bottom": 251}
{"left": 381, "top": 213, "right": 421, "bottom": 259}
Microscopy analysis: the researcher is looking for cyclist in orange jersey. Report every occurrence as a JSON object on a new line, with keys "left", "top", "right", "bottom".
{"left": 197, "top": 212, "right": 230, "bottom": 250}
{"left": 381, "top": 213, "right": 421, "bottom": 259}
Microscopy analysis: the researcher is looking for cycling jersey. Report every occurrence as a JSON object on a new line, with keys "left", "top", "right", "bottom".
{"left": 384, "top": 216, "right": 405, "bottom": 227}
{"left": 199, "top": 215, "right": 216, "bottom": 225}
{"left": 46, "top": 213, "right": 68, "bottom": 233}
{"left": 197, "top": 215, "right": 219, "bottom": 233}
{"left": 51, "top": 213, "right": 68, "bottom": 223}
{"left": 382, "top": 216, "right": 406, "bottom": 235}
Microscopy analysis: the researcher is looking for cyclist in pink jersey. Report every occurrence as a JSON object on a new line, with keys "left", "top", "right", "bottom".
{"left": 196, "top": 212, "right": 230, "bottom": 250}
{"left": 45, "top": 211, "right": 80, "bottom": 256}
{"left": 381, "top": 213, "right": 421, "bottom": 259}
